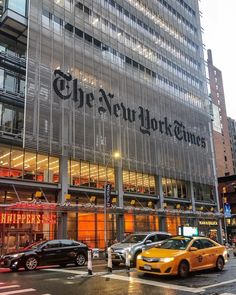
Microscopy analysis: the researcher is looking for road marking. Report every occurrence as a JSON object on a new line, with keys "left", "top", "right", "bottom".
{"left": 204, "top": 279, "right": 236, "bottom": 289}
{"left": 221, "top": 293, "right": 236, "bottom": 295}
{"left": 0, "top": 289, "right": 36, "bottom": 295}
{"left": 0, "top": 286, "right": 20, "bottom": 290}
{"left": 44, "top": 268, "right": 87, "bottom": 275}
{"left": 103, "top": 274, "right": 205, "bottom": 293}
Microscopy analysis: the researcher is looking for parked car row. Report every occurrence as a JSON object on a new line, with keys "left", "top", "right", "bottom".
{"left": 0, "top": 233, "right": 229, "bottom": 278}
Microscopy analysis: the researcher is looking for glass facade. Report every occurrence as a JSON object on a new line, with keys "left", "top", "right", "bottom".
{"left": 7, "top": 0, "right": 27, "bottom": 16}
{"left": 25, "top": 0, "right": 214, "bottom": 187}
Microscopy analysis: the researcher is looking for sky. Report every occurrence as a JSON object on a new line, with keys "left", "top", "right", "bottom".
{"left": 199, "top": 0, "right": 236, "bottom": 120}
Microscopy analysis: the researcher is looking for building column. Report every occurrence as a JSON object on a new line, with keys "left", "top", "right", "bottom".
{"left": 57, "top": 154, "right": 68, "bottom": 239}
{"left": 189, "top": 181, "right": 197, "bottom": 227}
{"left": 115, "top": 166, "right": 124, "bottom": 242}
{"left": 156, "top": 175, "right": 166, "bottom": 231}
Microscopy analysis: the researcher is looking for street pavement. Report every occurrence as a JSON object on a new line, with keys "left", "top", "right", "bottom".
{"left": 1, "top": 254, "right": 236, "bottom": 295}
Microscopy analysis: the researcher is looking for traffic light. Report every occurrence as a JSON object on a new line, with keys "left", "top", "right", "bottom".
{"left": 223, "top": 197, "right": 227, "bottom": 204}
{"left": 222, "top": 187, "right": 226, "bottom": 194}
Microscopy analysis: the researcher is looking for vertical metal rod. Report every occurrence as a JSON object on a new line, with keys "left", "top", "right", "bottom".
{"left": 222, "top": 192, "right": 228, "bottom": 245}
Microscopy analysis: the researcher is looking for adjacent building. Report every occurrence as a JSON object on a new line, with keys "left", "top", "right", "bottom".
{"left": 228, "top": 117, "right": 236, "bottom": 174}
{"left": 0, "top": 0, "right": 221, "bottom": 253}
{"left": 207, "top": 49, "right": 234, "bottom": 177}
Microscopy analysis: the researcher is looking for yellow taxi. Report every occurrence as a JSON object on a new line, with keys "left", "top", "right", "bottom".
{"left": 136, "top": 236, "right": 228, "bottom": 278}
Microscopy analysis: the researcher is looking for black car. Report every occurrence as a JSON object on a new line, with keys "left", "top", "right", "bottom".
{"left": 0, "top": 239, "right": 88, "bottom": 271}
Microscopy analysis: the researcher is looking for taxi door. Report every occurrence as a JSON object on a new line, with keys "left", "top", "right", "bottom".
{"left": 189, "top": 239, "right": 210, "bottom": 270}
{"left": 200, "top": 239, "right": 218, "bottom": 267}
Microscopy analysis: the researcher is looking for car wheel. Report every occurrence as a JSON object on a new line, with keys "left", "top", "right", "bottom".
{"left": 178, "top": 260, "right": 189, "bottom": 278}
{"left": 215, "top": 256, "right": 224, "bottom": 271}
{"left": 24, "top": 256, "right": 38, "bottom": 271}
{"left": 75, "top": 253, "right": 86, "bottom": 266}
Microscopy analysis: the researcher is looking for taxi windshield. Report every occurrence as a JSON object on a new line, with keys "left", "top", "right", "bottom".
{"left": 121, "top": 234, "right": 146, "bottom": 243}
{"left": 160, "top": 238, "right": 191, "bottom": 250}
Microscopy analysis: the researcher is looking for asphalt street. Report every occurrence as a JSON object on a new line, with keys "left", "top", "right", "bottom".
{"left": 1, "top": 255, "right": 236, "bottom": 295}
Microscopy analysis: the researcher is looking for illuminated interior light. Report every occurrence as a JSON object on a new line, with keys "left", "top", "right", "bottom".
{"left": 12, "top": 154, "right": 23, "bottom": 161}
{"left": 0, "top": 152, "right": 11, "bottom": 159}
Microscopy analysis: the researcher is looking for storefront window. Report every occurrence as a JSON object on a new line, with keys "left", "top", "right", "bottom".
{"left": 70, "top": 160, "right": 80, "bottom": 185}
{"left": 98, "top": 165, "right": 106, "bottom": 189}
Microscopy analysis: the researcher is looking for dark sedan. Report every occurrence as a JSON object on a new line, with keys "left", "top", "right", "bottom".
{"left": 0, "top": 239, "right": 88, "bottom": 271}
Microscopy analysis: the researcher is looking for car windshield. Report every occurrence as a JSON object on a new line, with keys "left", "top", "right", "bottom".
{"left": 160, "top": 238, "right": 191, "bottom": 250}
{"left": 121, "top": 234, "right": 146, "bottom": 243}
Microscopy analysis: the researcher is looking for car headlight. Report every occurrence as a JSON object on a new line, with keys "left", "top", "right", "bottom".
{"left": 11, "top": 253, "right": 24, "bottom": 258}
{"left": 137, "top": 254, "right": 142, "bottom": 260}
{"left": 159, "top": 257, "right": 174, "bottom": 263}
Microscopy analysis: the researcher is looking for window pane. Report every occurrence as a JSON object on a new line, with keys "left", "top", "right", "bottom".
{"left": 10, "top": 148, "right": 23, "bottom": 178}
{"left": 24, "top": 151, "right": 36, "bottom": 180}
{"left": 70, "top": 160, "right": 80, "bottom": 186}
{"left": 89, "top": 163, "right": 98, "bottom": 188}
{"left": 8, "top": 0, "right": 26, "bottom": 16}
{"left": 49, "top": 156, "right": 59, "bottom": 183}
{"left": 5, "top": 74, "right": 15, "bottom": 92}
{"left": 80, "top": 161, "right": 89, "bottom": 186}
{"left": 36, "top": 154, "right": 49, "bottom": 182}
{"left": 0, "top": 144, "right": 11, "bottom": 177}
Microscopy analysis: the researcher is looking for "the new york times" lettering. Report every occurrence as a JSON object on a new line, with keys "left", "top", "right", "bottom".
{"left": 53, "top": 69, "right": 206, "bottom": 149}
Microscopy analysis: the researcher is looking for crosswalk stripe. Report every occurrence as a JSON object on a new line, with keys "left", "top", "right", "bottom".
{"left": 0, "top": 285, "right": 20, "bottom": 290}
{"left": 44, "top": 269, "right": 86, "bottom": 275}
{"left": 0, "top": 288, "right": 36, "bottom": 295}
{"left": 103, "top": 274, "right": 205, "bottom": 293}
{"left": 220, "top": 293, "right": 236, "bottom": 295}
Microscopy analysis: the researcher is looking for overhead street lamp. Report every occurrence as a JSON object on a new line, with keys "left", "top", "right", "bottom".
{"left": 104, "top": 151, "right": 121, "bottom": 249}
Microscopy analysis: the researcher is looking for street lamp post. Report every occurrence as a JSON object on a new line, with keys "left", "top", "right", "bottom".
{"left": 104, "top": 151, "right": 120, "bottom": 249}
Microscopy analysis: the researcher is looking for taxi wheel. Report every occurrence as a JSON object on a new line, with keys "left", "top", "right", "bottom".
{"left": 178, "top": 260, "right": 189, "bottom": 278}
{"left": 215, "top": 256, "right": 224, "bottom": 271}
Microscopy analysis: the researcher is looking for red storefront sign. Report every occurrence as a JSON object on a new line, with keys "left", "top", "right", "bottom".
{"left": 0, "top": 212, "right": 57, "bottom": 224}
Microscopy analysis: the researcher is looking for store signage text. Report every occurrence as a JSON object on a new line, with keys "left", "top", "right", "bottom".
{"left": 53, "top": 70, "right": 206, "bottom": 149}
{"left": 199, "top": 220, "right": 218, "bottom": 226}
{"left": 0, "top": 213, "right": 57, "bottom": 224}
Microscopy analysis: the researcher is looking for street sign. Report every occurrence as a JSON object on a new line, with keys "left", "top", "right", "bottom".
{"left": 104, "top": 183, "right": 112, "bottom": 208}
{"left": 224, "top": 203, "right": 231, "bottom": 218}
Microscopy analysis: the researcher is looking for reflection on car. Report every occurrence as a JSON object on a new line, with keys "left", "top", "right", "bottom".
{"left": 0, "top": 239, "right": 88, "bottom": 271}
{"left": 137, "top": 236, "right": 228, "bottom": 278}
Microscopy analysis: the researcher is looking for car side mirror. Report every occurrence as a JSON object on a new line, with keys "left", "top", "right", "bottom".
{"left": 145, "top": 240, "right": 152, "bottom": 244}
{"left": 189, "top": 246, "right": 198, "bottom": 251}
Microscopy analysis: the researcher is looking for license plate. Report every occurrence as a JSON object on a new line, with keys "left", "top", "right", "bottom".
{"left": 144, "top": 264, "right": 152, "bottom": 270}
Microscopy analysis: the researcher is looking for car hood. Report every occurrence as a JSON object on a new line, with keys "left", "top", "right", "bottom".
{"left": 3, "top": 249, "right": 36, "bottom": 257}
{"left": 142, "top": 248, "right": 185, "bottom": 258}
